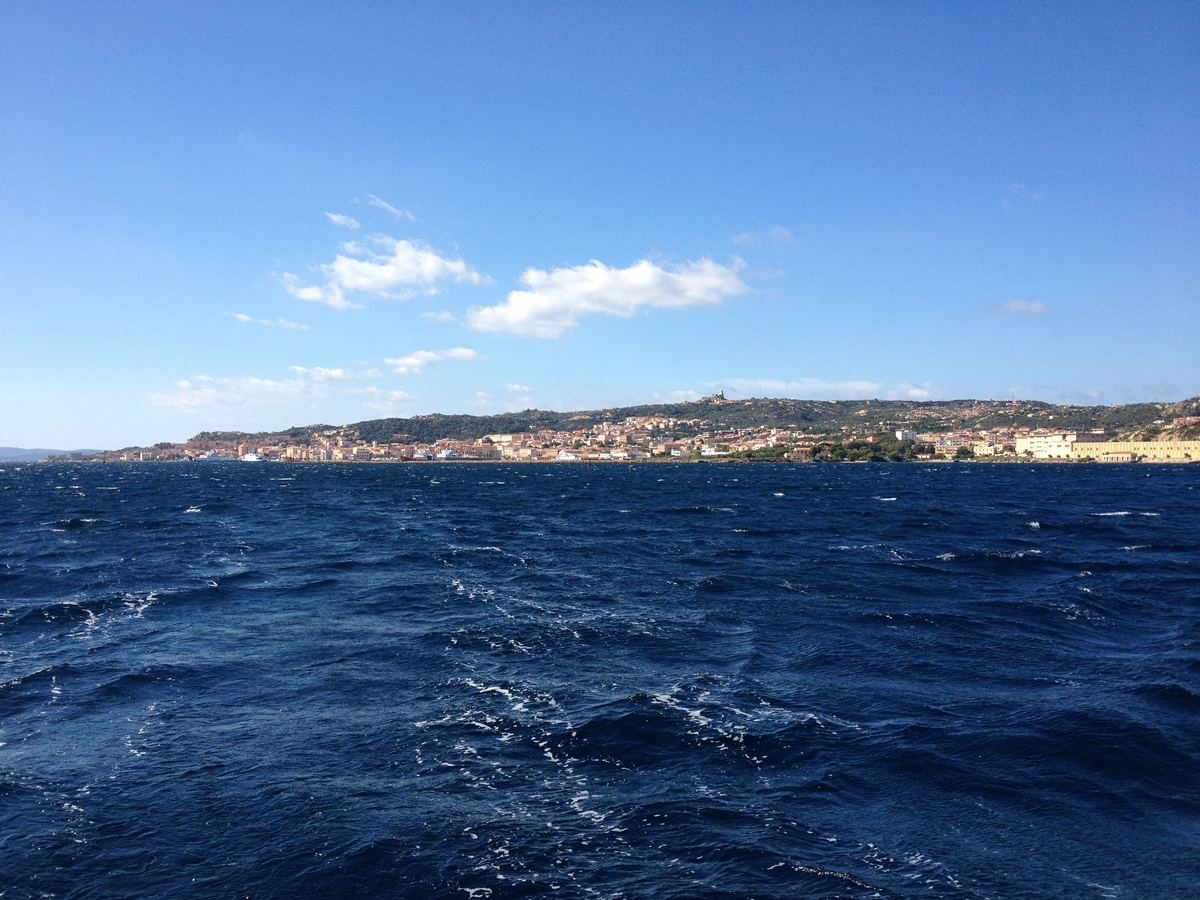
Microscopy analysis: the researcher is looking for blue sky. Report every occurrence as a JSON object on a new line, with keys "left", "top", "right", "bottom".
{"left": 2, "top": 2, "right": 1197, "bottom": 448}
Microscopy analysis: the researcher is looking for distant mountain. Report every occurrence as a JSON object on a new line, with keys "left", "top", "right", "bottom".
{"left": 0, "top": 447, "right": 99, "bottom": 461}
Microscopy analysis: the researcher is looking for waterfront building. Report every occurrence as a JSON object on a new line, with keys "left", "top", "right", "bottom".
{"left": 1069, "top": 440, "right": 1200, "bottom": 462}
{"left": 1015, "top": 431, "right": 1109, "bottom": 459}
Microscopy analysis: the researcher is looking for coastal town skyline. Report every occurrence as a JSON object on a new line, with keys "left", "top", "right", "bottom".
{"left": 3, "top": 4, "right": 1197, "bottom": 450}
{"left": 47, "top": 393, "right": 1200, "bottom": 465}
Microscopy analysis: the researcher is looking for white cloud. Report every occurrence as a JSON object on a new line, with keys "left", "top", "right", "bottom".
{"left": 724, "top": 378, "right": 882, "bottom": 400}
{"left": 1001, "top": 182, "right": 1044, "bottom": 211}
{"left": 325, "top": 212, "right": 361, "bottom": 229}
{"left": 721, "top": 378, "right": 941, "bottom": 402}
{"left": 423, "top": 310, "right": 457, "bottom": 322}
{"left": 990, "top": 299, "right": 1048, "bottom": 316}
{"left": 329, "top": 237, "right": 481, "bottom": 292}
{"left": 145, "top": 368, "right": 410, "bottom": 415}
{"left": 282, "top": 234, "right": 482, "bottom": 310}
{"left": 880, "top": 382, "right": 937, "bottom": 400}
{"left": 1009, "top": 182, "right": 1043, "bottom": 202}
{"left": 281, "top": 272, "right": 358, "bottom": 310}
{"left": 466, "top": 258, "right": 748, "bottom": 339}
{"left": 385, "top": 347, "right": 481, "bottom": 375}
{"left": 748, "top": 266, "right": 786, "bottom": 280}
{"left": 353, "top": 386, "right": 416, "bottom": 413}
{"left": 287, "top": 365, "right": 352, "bottom": 381}
{"left": 366, "top": 194, "right": 416, "bottom": 221}
{"left": 504, "top": 383, "right": 532, "bottom": 393}
{"left": 228, "top": 312, "right": 310, "bottom": 330}
{"left": 146, "top": 376, "right": 319, "bottom": 411}
{"left": 732, "top": 226, "right": 792, "bottom": 245}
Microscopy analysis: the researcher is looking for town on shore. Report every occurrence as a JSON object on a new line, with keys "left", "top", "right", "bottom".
{"left": 51, "top": 394, "right": 1200, "bottom": 464}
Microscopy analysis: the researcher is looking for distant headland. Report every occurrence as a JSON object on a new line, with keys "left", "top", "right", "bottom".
{"left": 1, "top": 446, "right": 99, "bottom": 462}
{"left": 42, "top": 395, "right": 1200, "bottom": 464}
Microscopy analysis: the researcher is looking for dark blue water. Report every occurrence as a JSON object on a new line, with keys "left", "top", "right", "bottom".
{"left": 1, "top": 462, "right": 1197, "bottom": 899}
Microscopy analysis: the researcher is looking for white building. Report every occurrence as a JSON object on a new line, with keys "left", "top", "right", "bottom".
{"left": 1015, "top": 431, "right": 1109, "bottom": 459}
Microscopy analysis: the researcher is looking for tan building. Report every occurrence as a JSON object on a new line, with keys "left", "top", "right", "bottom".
{"left": 1069, "top": 440, "right": 1200, "bottom": 462}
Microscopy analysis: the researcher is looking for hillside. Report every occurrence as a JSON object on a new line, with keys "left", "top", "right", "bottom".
{"left": 348, "top": 396, "right": 1200, "bottom": 443}
{"left": 189, "top": 396, "right": 1200, "bottom": 446}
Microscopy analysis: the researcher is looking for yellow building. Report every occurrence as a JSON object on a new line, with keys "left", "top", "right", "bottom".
{"left": 1069, "top": 441, "right": 1200, "bottom": 462}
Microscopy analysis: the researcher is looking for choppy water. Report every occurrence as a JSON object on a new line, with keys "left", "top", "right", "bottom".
{"left": 1, "top": 461, "right": 1197, "bottom": 898}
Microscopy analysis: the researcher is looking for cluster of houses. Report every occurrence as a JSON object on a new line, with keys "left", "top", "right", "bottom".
{"left": 186, "top": 415, "right": 800, "bottom": 463}
{"left": 72, "top": 413, "right": 1200, "bottom": 464}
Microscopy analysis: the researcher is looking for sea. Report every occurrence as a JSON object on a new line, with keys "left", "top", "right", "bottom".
{"left": 1, "top": 461, "right": 1197, "bottom": 899}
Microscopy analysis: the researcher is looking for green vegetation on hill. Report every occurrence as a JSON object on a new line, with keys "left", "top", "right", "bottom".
{"left": 346, "top": 397, "right": 1200, "bottom": 443}
{"left": 191, "top": 424, "right": 336, "bottom": 445}
{"left": 352, "top": 412, "right": 571, "bottom": 444}
{"left": 187, "top": 396, "right": 1200, "bottom": 448}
